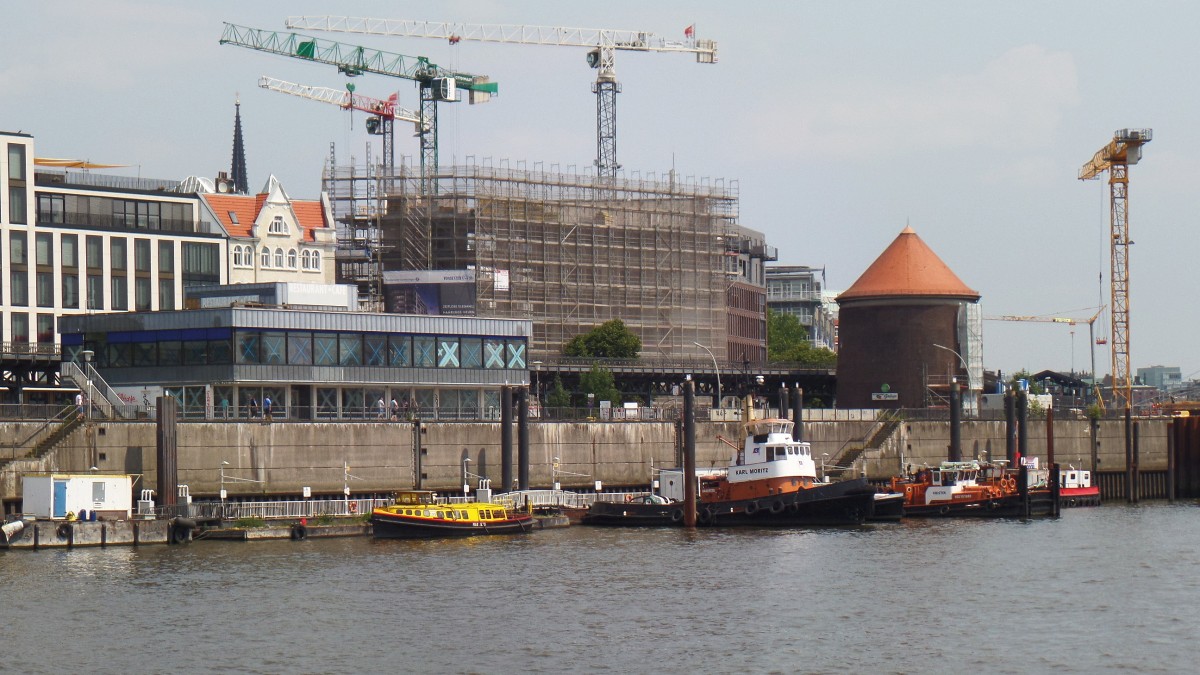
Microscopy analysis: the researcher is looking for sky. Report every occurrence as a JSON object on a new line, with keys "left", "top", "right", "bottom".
{"left": 3, "top": 1, "right": 1198, "bottom": 381}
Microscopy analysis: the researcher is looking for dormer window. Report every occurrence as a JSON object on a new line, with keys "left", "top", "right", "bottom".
{"left": 268, "top": 215, "right": 289, "bottom": 235}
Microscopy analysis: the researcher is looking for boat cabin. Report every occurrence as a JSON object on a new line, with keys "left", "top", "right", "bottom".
{"left": 394, "top": 490, "right": 439, "bottom": 506}
{"left": 728, "top": 418, "right": 818, "bottom": 485}
{"left": 1060, "top": 469, "right": 1092, "bottom": 489}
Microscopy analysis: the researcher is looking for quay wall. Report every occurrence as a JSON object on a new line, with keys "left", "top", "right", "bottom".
{"left": 0, "top": 417, "right": 1171, "bottom": 507}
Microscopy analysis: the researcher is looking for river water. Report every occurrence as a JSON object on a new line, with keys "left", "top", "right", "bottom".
{"left": 3, "top": 503, "right": 1197, "bottom": 674}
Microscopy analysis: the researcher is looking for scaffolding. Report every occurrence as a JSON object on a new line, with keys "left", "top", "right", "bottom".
{"left": 324, "top": 155, "right": 750, "bottom": 360}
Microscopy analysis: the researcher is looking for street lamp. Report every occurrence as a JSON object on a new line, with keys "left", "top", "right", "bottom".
{"left": 821, "top": 453, "right": 829, "bottom": 482}
{"left": 553, "top": 456, "right": 561, "bottom": 491}
{"left": 220, "top": 460, "right": 229, "bottom": 502}
{"left": 531, "top": 361, "right": 543, "bottom": 404}
{"left": 692, "top": 342, "right": 721, "bottom": 409}
{"left": 80, "top": 350, "right": 94, "bottom": 420}
{"left": 932, "top": 343, "right": 968, "bottom": 377}
{"left": 463, "top": 457, "right": 471, "bottom": 494}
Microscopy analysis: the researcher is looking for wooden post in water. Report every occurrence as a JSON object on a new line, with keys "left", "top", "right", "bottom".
{"left": 1124, "top": 407, "right": 1133, "bottom": 503}
{"left": 779, "top": 386, "right": 789, "bottom": 420}
{"left": 1005, "top": 389, "right": 1017, "bottom": 465}
{"left": 1167, "top": 420, "right": 1176, "bottom": 503}
{"left": 1016, "top": 390, "right": 1028, "bottom": 465}
{"left": 683, "top": 379, "right": 697, "bottom": 528}
{"left": 949, "top": 379, "right": 961, "bottom": 462}
{"left": 517, "top": 387, "right": 530, "bottom": 491}
{"left": 501, "top": 385, "right": 513, "bottom": 492}
{"left": 792, "top": 386, "right": 804, "bottom": 443}
{"left": 1132, "top": 420, "right": 1140, "bottom": 504}
{"left": 156, "top": 395, "right": 178, "bottom": 512}
{"left": 1046, "top": 405, "right": 1055, "bottom": 469}
{"left": 1050, "top": 462, "right": 1061, "bottom": 518}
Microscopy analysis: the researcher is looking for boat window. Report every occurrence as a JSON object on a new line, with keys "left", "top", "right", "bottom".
{"left": 436, "top": 511, "right": 445, "bottom": 518}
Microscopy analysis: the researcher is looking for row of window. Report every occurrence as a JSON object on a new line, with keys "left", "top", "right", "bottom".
{"left": 8, "top": 312, "right": 55, "bottom": 343}
{"left": 230, "top": 244, "right": 322, "bottom": 270}
{"left": 37, "top": 192, "right": 196, "bottom": 233}
{"left": 64, "top": 330, "right": 529, "bottom": 370}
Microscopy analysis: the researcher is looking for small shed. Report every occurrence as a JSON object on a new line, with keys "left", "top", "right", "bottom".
{"left": 22, "top": 473, "right": 134, "bottom": 520}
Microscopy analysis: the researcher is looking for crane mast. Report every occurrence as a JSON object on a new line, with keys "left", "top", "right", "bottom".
{"left": 284, "top": 16, "right": 718, "bottom": 178}
{"left": 1079, "top": 129, "right": 1151, "bottom": 411}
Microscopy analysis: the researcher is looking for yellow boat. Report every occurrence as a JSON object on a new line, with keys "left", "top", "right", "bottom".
{"left": 371, "top": 490, "right": 535, "bottom": 539}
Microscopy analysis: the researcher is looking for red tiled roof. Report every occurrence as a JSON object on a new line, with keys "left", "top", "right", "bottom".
{"left": 838, "top": 226, "right": 979, "bottom": 302}
{"left": 203, "top": 193, "right": 328, "bottom": 242}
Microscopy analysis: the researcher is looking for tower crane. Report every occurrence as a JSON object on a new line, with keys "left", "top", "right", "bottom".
{"left": 283, "top": 16, "right": 718, "bottom": 178}
{"left": 220, "top": 23, "right": 498, "bottom": 195}
{"left": 985, "top": 307, "right": 1106, "bottom": 392}
{"left": 257, "top": 75, "right": 422, "bottom": 181}
{"left": 1079, "top": 128, "right": 1152, "bottom": 411}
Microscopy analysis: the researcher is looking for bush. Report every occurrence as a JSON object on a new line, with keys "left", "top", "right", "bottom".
{"left": 234, "top": 517, "right": 266, "bottom": 529}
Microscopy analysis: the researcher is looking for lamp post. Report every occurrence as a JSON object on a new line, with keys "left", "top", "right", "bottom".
{"left": 463, "top": 457, "right": 471, "bottom": 495}
{"left": 692, "top": 341, "right": 721, "bottom": 410}
{"left": 821, "top": 453, "right": 829, "bottom": 481}
{"left": 531, "top": 361, "right": 542, "bottom": 404}
{"left": 553, "top": 456, "right": 560, "bottom": 491}
{"left": 80, "top": 350, "right": 94, "bottom": 420}
{"left": 932, "top": 343, "right": 969, "bottom": 381}
{"left": 219, "top": 460, "right": 229, "bottom": 502}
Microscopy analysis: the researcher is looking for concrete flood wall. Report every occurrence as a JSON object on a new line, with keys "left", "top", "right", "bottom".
{"left": 1, "top": 519, "right": 170, "bottom": 549}
{"left": 0, "top": 417, "right": 1174, "bottom": 507}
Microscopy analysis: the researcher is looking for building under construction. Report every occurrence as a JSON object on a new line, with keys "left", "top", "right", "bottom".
{"left": 325, "top": 156, "right": 773, "bottom": 363}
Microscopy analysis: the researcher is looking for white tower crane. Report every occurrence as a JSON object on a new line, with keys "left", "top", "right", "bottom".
{"left": 284, "top": 16, "right": 718, "bottom": 177}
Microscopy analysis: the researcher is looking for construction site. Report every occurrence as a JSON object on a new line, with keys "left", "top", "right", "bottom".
{"left": 324, "top": 155, "right": 770, "bottom": 362}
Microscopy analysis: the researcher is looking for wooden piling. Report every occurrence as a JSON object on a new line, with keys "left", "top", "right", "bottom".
{"left": 1125, "top": 408, "right": 1133, "bottom": 503}
{"left": 1167, "top": 420, "right": 1176, "bottom": 503}
{"left": 1132, "top": 420, "right": 1140, "bottom": 504}
{"left": 683, "top": 379, "right": 697, "bottom": 528}
{"left": 501, "top": 385, "right": 513, "bottom": 491}
{"left": 517, "top": 387, "right": 529, "bottom": 491}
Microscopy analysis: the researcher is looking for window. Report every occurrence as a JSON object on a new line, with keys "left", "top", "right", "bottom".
{"left": 135, "top": 277, "right": 151, "bottom": 311}
{"left": 34, "top": 233, "right": 52, "bottom": 266}
{"left": 274, "top": 248, "right": 284, "bottom": 268}
{"left": 10, "top": 313, "right": 28, "bottom": 343}
{"left": 61, "top": 234, "right": 78, "bottom": 268}
{"left": 36, "top": 272, "right": 53, "bottom": 307}
{"left": 86, "top": 275, "right": 103, "bottom": 309}
{"left": 9, "top": 186, "right": 27, "bottom": 224}
{"left": 37, "top": 193, "right": 64, "bottom": 224}
{"left": 134, "top": 239, "right": 151, "bottom": 272}
{"left": 261, "top": 246, "right": 271, "bottom": 267}
{"left": 9, "top": 231, "right": 26, "bottom": 264}
{"left": 268, "top": 215, "right": 288, "bottom": 234}
{"left": 301, "top": 250, "right": 312, "bottom": 270}
{"left": 232, "top": 246, "right": 243, "bottom": 267}
{"left": 311, "top": 250, "right": 321, "bottom": 269}
{"left": 111, "top": 275, "right": 127, "bottom": 310}
{"left": 7, "top": 143, "right": 26, "bottom": 180}
{"left": 158, "top": 279, "right": 174, "bottom": 310}
{"left": 110, "top": 238, "right": 127, "bottom": 270}
{"left": 287, "top": 249, "right": 297, "bottom": 269}
{"left": 62, "top": 274, "right": 79, "bottom": 308}
{"left": 158, "top": 241, "right": 174, "bottom": 273}
{"left": 181, "top": 242, "right": 220, "bottom": 285}
{"left": 86, "top": 236, "right": 103, "bottom": 269}
{"left": 36, "top": 314, "right": 54, "bottom": 343}
{"left": 9, "top": 270, "right": 27, "bottom": 306}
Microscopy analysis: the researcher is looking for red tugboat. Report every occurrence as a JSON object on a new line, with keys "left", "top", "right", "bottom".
{"left": 1058, "top": 467, "right": 1101, "bottom": 506}
{"left": 889, "top": 461, "right": 1054, "bottom": 517}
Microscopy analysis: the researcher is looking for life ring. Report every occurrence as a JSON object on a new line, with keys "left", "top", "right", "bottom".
{"left": 291, "top": 524, "right": 308, "bottom": 541}
{"left": 698, "top": 507, "right": 713, "bottom": 525}
{"left": 625, "top": 494, "right": 634, "bottom": 503}
{"left": 349, "top": 501, "right": 359, "bottom": 514}
{"left": 744, "top": 500, "right": 760, "bottom": 515}
{"left": 56, "top": 523, "right": 72, "bottom": 539}
{"left": 770, "top": 499, "right": 785, "bottom": 514}
{"left": 938, "top": 506, "right": 950, "bottom": 516}
{"left": 670, "top": 509, "right": 684, "bottom": 523}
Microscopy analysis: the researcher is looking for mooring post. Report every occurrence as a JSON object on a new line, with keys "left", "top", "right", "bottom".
{"left": 949, "top": 379, "right": 961, "bottom": 462}
{"left": 1167, "top": 420, "right": 1176, "bottom": 503}
{"left": 157, "top": 395, "right": 179, "bottom": 514}
{"left": 501, "top": 385, "right": 513, "bottom": 492}
{"left": 1016, "top": 390, "right": 1028, "bottom": 465}
{"left": 1046, "top": 404, "right": 1055, "bottom": 469}
{"left": 792, "top": 386, "right": 804, "bottom": 443}
{"left": 1132, "top": 420, "right": 1140, "bottom": 504}
{"left": 1004, "top": 389, "right": 1017, "bottom": 465}
{"left": 1051, "top": 462, "right": 1061, "bottom": 518}
{"left": 1124, "top": 407, "right": 1133, "bottom": 503}
{"left": 517, "top": 387, "right": 530, "bottom": 491}
{"left": 1019, "top": 462, "right": 1030, "bottom": 520}
{"left": 683, "top": 379, "right": 697, "bottom": 528}
{"left": 779, "top": 386, "right": 789, "bottom": 420}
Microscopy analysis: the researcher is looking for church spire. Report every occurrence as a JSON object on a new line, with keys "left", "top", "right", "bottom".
{"left": 230, "top": 95, "right": 249, "bottom": 194}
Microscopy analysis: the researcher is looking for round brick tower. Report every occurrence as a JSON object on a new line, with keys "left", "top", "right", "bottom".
{"left": 836, "top": 227, "right": 980, "bottom": 409}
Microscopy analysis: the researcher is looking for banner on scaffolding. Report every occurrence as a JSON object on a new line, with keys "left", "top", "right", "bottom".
{"left": 382, "top": 270, "right": 476, "bottom": 316}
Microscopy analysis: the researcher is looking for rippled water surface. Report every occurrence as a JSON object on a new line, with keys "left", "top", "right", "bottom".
{"left": 3, "top": 503, "right": 1198, "bottom": 674}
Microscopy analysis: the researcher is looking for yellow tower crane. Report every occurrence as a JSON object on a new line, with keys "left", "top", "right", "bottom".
{"left": 1079, "top": 129, "right": 1151, "bottom": 411}
{"left": 984, "top": 307, "right": 1106, "bottom": 411}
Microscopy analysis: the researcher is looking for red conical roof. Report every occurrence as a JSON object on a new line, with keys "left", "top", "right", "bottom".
{"left": 838, "top": 226, "right": 979, "bottom": 302}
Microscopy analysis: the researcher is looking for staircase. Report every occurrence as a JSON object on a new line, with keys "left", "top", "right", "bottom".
{"left": 60, "top": 361, "right": 136, "bottom": 420}
{"left": 1, "top": 408, "right": 84, "bottom": 475}
{"left": 826, "top": 412, "right": 902, "bottom": 479}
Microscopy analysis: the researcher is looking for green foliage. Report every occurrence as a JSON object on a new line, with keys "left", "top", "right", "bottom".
{"left": 546, "top": 375, "right": 572, "bottom": 408}
{"left": 1086, "top": 402, "right": 1104, "bottom": 420}
{"left": 579, "top": 364, "right": 620, "bottom": 405}
{"left": 235, "top": 517, "right": 266, "bottom": 529}
{"left": 564, "top": 319, "right": 641, "bottom": 358}
{"left": 767, "top": 309, "right": 836, "bottom": 367}
{"left": 315, "top": 514, "right": 336, "bottom": 526}
{"left": 1007, "top": 370, "right": 1046, "bottom": 395}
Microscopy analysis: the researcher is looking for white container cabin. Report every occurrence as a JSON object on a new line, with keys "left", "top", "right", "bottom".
{"left": 22, "top": 473, "right": 134, "bottom": 520}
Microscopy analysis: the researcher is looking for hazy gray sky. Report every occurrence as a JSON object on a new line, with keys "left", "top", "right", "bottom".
{"left": 3, "top": 1, "right": 1196, "bottom": 380}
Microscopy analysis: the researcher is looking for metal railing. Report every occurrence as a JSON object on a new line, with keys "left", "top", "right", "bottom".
{"left": 182, "top": 497, "right": 392, "bottom": 521}
{"left": 59, "top": 361, "right": 139, "bottom": 420}
{"left": 0, "top": 342, "right": 60, "bottom": 359}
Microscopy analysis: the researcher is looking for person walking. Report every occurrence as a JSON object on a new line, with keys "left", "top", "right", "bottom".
{"left": 263, "top": 395, "right": 273, "bottom": 421}
{"left": 376, "top": 397, "right": 387, "bottom": 419}
{"left": 389, "top": 397, "right": 399, "bottom": 421}
{"left": 249, "top": 397, "right": 259, "bottom": 418}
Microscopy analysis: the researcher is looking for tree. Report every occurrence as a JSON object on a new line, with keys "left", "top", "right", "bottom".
{"left": 579, "top": 364, "right": 620, "bottom": 405}
{"left": 564, "top": 319, "right": 641, "bottom": 358}
{"left": 767, "top": 309, "right": 836, "bottom": 367}
{"left": 546, "top": 374, "right": 571, "bottom": 408}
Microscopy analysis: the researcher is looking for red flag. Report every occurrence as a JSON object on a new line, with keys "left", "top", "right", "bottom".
{"left": 684, "top": 24, "right": 694, "bottom": 38}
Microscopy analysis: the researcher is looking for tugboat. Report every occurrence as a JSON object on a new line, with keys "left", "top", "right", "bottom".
{"left": 888, "top": 460, "right": 1054, "bottom": 517}
{"left": 371, "top": 490, "right": 535, "bottom": 538}
{"left": 1059, "top": 466, "right": 1101, "bottom": 506}
{"left": 582, "top": 418, "right": 879, "bottom": 527}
